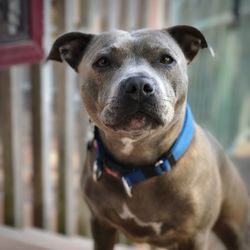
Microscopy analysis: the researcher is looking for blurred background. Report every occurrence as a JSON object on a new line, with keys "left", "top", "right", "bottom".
{"left": 0, "top": 0, "right": 249, "bottom": 249}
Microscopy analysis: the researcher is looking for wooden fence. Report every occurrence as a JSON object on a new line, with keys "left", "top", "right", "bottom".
{"left": 0, "top": 0, "right": 172, "bottom": 237}
{"left": 0, "top": 0, "right": 249, "bottom": 240}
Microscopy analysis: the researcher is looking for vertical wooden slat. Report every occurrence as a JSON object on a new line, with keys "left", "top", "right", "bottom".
{"left": 119, "top": 0, "right": 129, "bottom": 30}
{"left": 52, "top": 0, "right": 66, "bottom": 234}
{"left": 31, "top": 64, "right": 47, "bottom": 228}
{"left": 99, "top": 0, "right": 109, "bottom": 31}
{"left": 76, "top": 0, "right": 95, "bottom": 236}
{"left": 169, "top": 0, "right": 182, "bottom": 25}
{"left": 54, "top": 62, "right": 68, "bottom": 234}
{"left": 107, "top": 0, "right": 120, "bottom": 30}
{"left": 85, "top": 0, "right": 99, "bottom": 31}
{"left": 78, "top": 0, "right": 87, "bottom": 28}
{"left": 137, "top": 0, "right": 151, "bottom": 29}
{"left": 55, "top": 0, "right": 77, "bottom": 235}
{"left": 156, "top": 0, "right": 167, "bottom": 27}
{"left": 65, "top": 0, "right": 77, "bottom": 236}
{"left": 1, "top": 70, "right": 12, "bottom": 228}
{"left": 56, "top": 68, "right": 76, "bottom": 235}
{"left": 0, "top": 68, "right": 23, "bottom": 228}
{"left": 31, "top": 0, "right": 54, "bottom": 230}
{"left": 163, "top": 0, "right": 172, "bottom": 27}
{"left": 127, "top": 0, "right": 138, "bottom": 30}
{"left": 100, "top": 0, "right": 120, "bottom": 31}
{"left": 42, "top": 0, "right": 54, "bottom": 231}
{"left": 31, "top": 61, "right": 53, "bottom": 230}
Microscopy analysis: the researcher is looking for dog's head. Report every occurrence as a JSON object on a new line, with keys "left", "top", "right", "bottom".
{"left": 48, "top": 26, "right": 209, "bottom": 138}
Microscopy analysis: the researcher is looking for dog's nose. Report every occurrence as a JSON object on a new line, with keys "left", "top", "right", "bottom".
{"left": 124, "top": 76, "right": 155, "bottom": 101}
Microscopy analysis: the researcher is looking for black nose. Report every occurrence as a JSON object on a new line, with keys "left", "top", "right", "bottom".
{"left": 123, "top": 76, "right": 155, "bottom": 101}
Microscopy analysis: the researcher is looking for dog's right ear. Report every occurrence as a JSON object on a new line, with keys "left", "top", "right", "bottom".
{"left": 167, "top": 25, "right": 214, "bottom": 64}
{"left": 47, "top": 32, "right": 94, "bottom": 72}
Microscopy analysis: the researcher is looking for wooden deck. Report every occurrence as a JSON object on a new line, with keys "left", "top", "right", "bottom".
{"left": 0, "top": 226, "right": 132, "bottom": 250}
{"left": 0, "top": 236, "right": 50, "bottom": 250}
{"left": 0, "top": 226, "right": 228, "bottom": 250}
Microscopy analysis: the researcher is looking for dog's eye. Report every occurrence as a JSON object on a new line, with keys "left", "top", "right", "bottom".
{"left": 159, "top": 54, "right": 175, "bottom": 65}
{"left": 94, "top": 56, "right": 111, "bottom": 68}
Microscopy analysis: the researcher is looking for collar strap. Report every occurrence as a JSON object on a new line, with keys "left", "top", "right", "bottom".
{"left": 92, "top": 105, "right": 194, "bottom": 197}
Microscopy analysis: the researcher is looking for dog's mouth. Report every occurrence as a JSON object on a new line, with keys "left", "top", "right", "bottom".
{"left": 107, "top": 110, "right": 163, "bottom": 131}
{"left": 128, "top": 114, "right": 147, "bottom": 130}
{"left": 100, "top": 97, "right": 174, "bottom": 132}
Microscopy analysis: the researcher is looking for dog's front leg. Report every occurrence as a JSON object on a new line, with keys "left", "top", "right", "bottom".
{"left": 178, "top": 231, "right": 210, "bottom": 250}
{"left": 91, "top": 217, "right": 117, "bottom": 250}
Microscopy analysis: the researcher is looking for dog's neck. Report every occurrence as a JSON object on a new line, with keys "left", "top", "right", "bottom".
{"left": 98, "top": 114, "right": 185, "bottom": 167}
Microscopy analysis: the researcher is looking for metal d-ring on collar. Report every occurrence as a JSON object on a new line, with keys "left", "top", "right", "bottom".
{"left": 92, "top": 105, "right": 195, "bottom": 197}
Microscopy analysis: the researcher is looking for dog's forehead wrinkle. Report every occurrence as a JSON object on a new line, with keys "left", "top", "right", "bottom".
{"left": 97, "top": 30, "right": 169, "bottom": 50}
{"left": 88, "top": 31, "right": 186, "bottom": 67}
{"left": 132, "top": 31, "right": 185, "bottom": 60}
{"left": 122, "top": 63, "right": 152, "bottom": 76}
{"left": 84, "top": 32, "right": 129, "bottom": 57}
{"left": 98, "top": 31, "right": 133, "bottom": 48}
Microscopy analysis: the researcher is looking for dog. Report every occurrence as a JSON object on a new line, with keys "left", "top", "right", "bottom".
{"left": 47, "top": 26, "right": 249, "bottom": 250}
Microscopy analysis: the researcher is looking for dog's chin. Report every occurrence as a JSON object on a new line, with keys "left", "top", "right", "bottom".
{"left": 103, "top": 112, "right": 164, "bottom": 133}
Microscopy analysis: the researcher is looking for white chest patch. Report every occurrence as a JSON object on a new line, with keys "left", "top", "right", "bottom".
{"left": 120, "top": 137, "right": 135, "bottom": 155}
{"left": 119, "top": 203, "right": 162, "bottom": 235}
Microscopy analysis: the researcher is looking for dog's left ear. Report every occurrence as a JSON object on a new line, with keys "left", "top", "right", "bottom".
{"left": 167, "top": 25, "right": 211, "bottom": 64}
{"left": 47, "top": 32, "right": 94, "bottom": 72}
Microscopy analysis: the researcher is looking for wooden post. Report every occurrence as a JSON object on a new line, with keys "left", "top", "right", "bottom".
{"left": 119, "top": 0, "right": 129, "bottom": 30}
{"left": 128, "top": 0, "right": 139, "bottom": 30}
{"left": 31, "top": 64, "right": 44, "bottom": 228}
{"left": 52, "top": 0, "right": 67, "bottom": 234}
{"left": 53, "top": 0, "right": 76, "bottom": 235}
{"left": 57, "top": 66, "right": 76, "bottom": 235}
{"left": 137, "top": 0, "right": 150, "bottom": 29}
{"left": 30, "top": 0, "right": 54, "bottom": 231}
{"left": 0, "top": 68, "right": 23, "bottom": 228}
{"left": 31, "top": 55, "right": 54, "bottom": 231}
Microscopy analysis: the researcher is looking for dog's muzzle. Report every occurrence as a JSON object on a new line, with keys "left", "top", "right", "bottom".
{"left": 100, "top": 76, "right": 170, "bottom": 131}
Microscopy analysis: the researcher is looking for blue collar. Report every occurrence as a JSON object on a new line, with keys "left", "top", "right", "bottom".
{"left": 92, "top": 105, "right": 194, "bottom": 197}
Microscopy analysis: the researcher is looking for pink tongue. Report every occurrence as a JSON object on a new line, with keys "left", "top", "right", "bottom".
{"left": 130, "top": 116, "right": 146, "bottom": 129}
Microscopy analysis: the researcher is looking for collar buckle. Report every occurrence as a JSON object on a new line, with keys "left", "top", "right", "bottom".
{"left": 93, "top": 160, "right": 102, "bottom": 182}
{"left": 122, "top": 177, "right": 133, "bottom": 198}
{"left": 155, "top": 159, "right": 164, "bottom": 167}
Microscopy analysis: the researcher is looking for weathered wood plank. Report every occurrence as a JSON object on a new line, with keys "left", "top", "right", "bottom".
{"left": 0, "top": 226, "right": 133, "bottom": 250}
{"left": 40, "top": 0, "right": 54, "bottom": 231}
{"left": 57, "top": 65, "right": 75, "bottom": 234}
{"left": 53, "top": 0, "right": 76, "bottom": 235}
{"left": 51, "top": 1, "right": 69, "bottom": 229}
{"left": 0, "top": 68, "right": 23, "bottom": 227}
{"left": 31, "top": 64, "right": 45, "bottom": 228}
{"left": 31, "top": 61, "right": 53, "bottom": 230}
{"left": 137, "top": 0, "right": 150, "bottom": 29}
{"left": 119, "top": 0, "right": 129, "bottom": 30}
{"left": 0, "top": 236, "right": 50, "bottom": 250}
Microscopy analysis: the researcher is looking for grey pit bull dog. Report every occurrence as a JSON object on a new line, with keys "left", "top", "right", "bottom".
{"left": 48, "top": 26, "right": 250, "bottom": 250}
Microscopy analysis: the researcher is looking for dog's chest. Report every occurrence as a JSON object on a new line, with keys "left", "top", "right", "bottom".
{"left": 84, "top": 172, "right": 196, "bottom": 244}
{"left": 117, "top": 202, "right": 163, "bottom": 238}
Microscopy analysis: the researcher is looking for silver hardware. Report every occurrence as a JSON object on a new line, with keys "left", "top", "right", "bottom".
{"left": 93, "top": 160, "right": 102, "bottom": 182}
{"left": 122, "top": 177, "right": 133, "bottom": 198}
{"left": 155, "top": 159, "right": 163, "bottom": 167}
